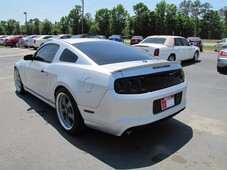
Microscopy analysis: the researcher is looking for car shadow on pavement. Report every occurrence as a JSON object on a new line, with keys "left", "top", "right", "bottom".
{"left": 181, "top": 60, "right": 201, "bottom": 67}
{"left": 16, "top": 92, "right": 193, "bottom": 169}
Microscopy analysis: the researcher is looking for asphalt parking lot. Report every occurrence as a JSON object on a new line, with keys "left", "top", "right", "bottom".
{"left": 0, "top": 47, "right": 227, "bottom": 170}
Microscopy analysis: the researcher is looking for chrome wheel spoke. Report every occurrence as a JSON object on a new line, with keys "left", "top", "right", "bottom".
{"left": 57, "top": 92, "right": 75, "bottom": 130}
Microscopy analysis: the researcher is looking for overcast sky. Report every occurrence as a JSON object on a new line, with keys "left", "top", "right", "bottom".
{"left": 1, "top": 0, "right": 226, "bottom": 24}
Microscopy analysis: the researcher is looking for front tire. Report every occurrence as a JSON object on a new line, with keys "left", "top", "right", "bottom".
{"left": 193, "top": 51, "right": 199, "bottom": 62}
{"left": 14, "top": 68, "right": 25, "bottom": 94}
{"left": 55, "top": 88, "right": 85, "bottom": 135}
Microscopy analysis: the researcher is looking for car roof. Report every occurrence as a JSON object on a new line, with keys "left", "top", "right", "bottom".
{"left": 55, "top": 38, "right": 109, "bottom": 45}
{"left": 146, "top": 35, "right": 184, "bottom": 39}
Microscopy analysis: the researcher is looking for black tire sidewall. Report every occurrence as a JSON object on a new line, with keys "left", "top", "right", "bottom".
{"left": 56, "top": 88, "right": 85, "bottom": 134}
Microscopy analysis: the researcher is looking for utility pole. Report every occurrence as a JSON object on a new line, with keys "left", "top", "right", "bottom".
{"left": 81, "top": 0, "right": 84, "bottom": 34}
{"left": 24, "top": 12, "right": 28, "bottom": 35}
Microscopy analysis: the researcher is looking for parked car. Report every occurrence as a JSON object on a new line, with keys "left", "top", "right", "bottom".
{"left": 48, "top": 34, "right": 72, "bottom": 41}
{"left": 14, "top": 39, "right": 187, "bottom": 136}
{"left": 97, "top": 35, "right": 107, "bottom": 39}
{"left": 27, "top": 35, "right": 39, "bottom": 48}
{"left": 0, "top": 35, "right": 8, "bottom": 45}
{"left": 109, "top": 35, "right": 124, "bottom": 42}
{"left": 19, "top": 35, "right": 37, "bottom": 48}
{"left": 214, "top": 38, "right": 227, "bottom": 52}
{"left": 217, "top": 46, "right": 227, "bottom": 72}
{"left": 33, "top": 35, "right": 53, "bottom": 49}
{"left": 187, "top": 37, "right": 203, "bottom": 52}
{"left": 4, "top": 35, "right": 24, "bottom": 47}
{"left": 71, "top": 34, "right": 100, "bottom": 39}
{"left": 130, "top": 36, "right": 144, "bottom": 45}
{"left": 134, "top": 35, "right": 200, "bottom": 62}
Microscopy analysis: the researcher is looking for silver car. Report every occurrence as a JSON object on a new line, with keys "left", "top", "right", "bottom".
{"left": 214, "top": 38, "right": 227, "bottom": 52}
{"left": 33, "top": 35, "right": 53, "bottom": 49}
{"left": 217, "top": 46, "right": 227, "bottom": 72}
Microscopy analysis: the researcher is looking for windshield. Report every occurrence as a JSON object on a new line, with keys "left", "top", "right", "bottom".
{"left": 142, "top": 38, "right": 166, "bottom": 44}
{"left": 73, "top": 41, "right": 153, "bottom": 65}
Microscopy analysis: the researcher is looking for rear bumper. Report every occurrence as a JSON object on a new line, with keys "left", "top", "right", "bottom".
{"left": 79, "top": 82, "right": 187, "bottom": 136}
{"left": 218, "top": 58, "right": 227, "bottom": 67}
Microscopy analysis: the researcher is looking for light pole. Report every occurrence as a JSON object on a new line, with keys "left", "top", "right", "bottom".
{"left": 81, "top": 0, "right": 84, "bottom": 34}
{"left": 23, "top": 12, "right": 27, "bottom": 35}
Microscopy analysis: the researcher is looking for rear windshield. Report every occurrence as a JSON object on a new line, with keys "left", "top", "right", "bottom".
{"left": 73, "top": 41, "right": 153, "bottom": 65}
{"left": 142, "top": 38, "right": 166, "bottom": 44}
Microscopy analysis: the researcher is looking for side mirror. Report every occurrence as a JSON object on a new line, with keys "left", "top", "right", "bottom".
{"left": 24, "top": 54, "right": 33, "bottom": 60}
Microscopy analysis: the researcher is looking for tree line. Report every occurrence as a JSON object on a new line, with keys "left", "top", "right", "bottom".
{"left": 0, "top": 0, "right": 227, "bottom": 39}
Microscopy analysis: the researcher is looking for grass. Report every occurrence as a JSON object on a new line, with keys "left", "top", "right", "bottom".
{"left": 203, "top": 45, "right": 214, "bottom": 51}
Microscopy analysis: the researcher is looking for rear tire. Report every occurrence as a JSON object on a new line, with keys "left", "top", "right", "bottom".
{"left": 168, "top": 54, "right": 175, "bottom": 61}
{"left": 55, "top": 88, "right": 86, "bottom": 135}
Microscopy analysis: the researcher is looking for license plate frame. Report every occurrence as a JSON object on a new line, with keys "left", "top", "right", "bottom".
{"left": 161, "top": 95, "right": 175, "bottom": 110}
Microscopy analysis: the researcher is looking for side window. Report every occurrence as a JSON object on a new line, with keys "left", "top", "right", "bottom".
{"left": 34, "top": 44, "right": 59, "bottom": 63}
{"left": 59, "top": 49, "right": 78, "bottom": 63}
{"left": 181, "top": 38, "right": 190, "bottom": 46}
{"left": 174, "top": 38, "right": 182, "bottom": 46}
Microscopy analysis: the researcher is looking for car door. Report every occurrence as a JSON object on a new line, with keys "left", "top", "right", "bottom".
{"left": 24, "top": 44, "right": 59, "bottom": 98}
{"left": 174, "top": 38, "right": 189, "bottom": 61}
{"left": 181, "top": 38, "right": 195, "bottom": 60}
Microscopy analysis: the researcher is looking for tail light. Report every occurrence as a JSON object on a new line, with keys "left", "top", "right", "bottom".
{"left": 34, "top": 39, "right": 36, "bottom": 43}
{"left": 154, "top": 48, "right": 159, "bottom": 56}
{"left": 114, "top": 69, "right": 185, "bottom": 94}
{"left": 114, "top": 77, "right": 148, "bottom": 94}
{"left": 219, "top": 51, "right": 227, "bottom": 57}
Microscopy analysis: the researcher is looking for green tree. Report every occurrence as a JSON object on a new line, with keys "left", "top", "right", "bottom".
{"left": 110, "top": 4, "right": 128, "bottom": 35}
{"left": 83, "top": 13, "right": 93, "bottom": 34}
{"left": 219, "top": 6, "right": 227, "bottom": 37}
{"left": 60, "top": 16, "right": 70, "bottom": 34}
{"left": 68, "top": 5, "right": 82, "bottom": 35}
{"left": 0, "top": 24, "right": 6, "bottom": 34}
{"left": 6, "top": 19, "right": 19, "bottom": 35}
{"left": 155, "top": 1, "right": 167, "bottom": 34}
{"left": 33, "top": 18, "right": 41, "bottom": 34}
{"left": 166, "top": 4, "right": 177, "bottom": 35}
{"left": 132, "top": 3, "right": 150, "bottom": 37}
{"left": 95, "top": 8, "right": 110, "bottom": 36}
{"left": 41, "top": 19, "right": 53, "bottom": 35}
{"left": 89, "top": 21, "right": 99, "bottom": 35}
{"left": 200, "top": 10, "right": 224, "bottom": 39}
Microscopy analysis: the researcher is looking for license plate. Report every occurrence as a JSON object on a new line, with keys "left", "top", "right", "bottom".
{"left": 161, "top": 95, "right": 175, "bottom": 110}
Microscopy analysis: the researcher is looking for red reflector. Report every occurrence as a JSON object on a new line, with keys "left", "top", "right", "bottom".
{"left": 154, "top": 48, "right": 159, "bottom": 56}
{"left": 220, "top": 51, "right": 227, "bottom": 57}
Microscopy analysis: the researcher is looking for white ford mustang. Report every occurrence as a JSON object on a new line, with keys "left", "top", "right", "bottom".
{"left": 14, "top": 39, "right": 187, "bottom": 136}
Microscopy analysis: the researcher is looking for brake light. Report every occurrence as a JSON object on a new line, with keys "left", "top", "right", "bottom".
{"left": 219, "top": 51, "right": 227, "bottom": 57}
{"left": 115, "top": 77, "right": 148, "bottom": 94}
{"left": 34, "top": 39, "right": 36, "bottom": 43}
{"left": 154, "top": 48, "right": 159, "bottom": 56}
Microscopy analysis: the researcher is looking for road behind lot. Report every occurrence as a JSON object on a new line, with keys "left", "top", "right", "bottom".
{"left": 0, "top": 47, "right": 227, "bottom": 170}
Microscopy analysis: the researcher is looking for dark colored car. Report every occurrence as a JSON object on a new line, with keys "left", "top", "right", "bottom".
{"left": 130, "top": 36, "right": 144, "bottom": 45}
{"left": 187, "top": 37, "right": 203, "bottom": 52}
{"left": 4, "top": 35, "right": 24, "bottom": 47}
{"left": 108, "top": 35, "right": 124, "bottom": 42}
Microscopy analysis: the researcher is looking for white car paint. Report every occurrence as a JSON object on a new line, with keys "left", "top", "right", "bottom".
{"left": 15, "top": 39, "right": 187, "bottom": 136}
{"left": 135, "top": 35, "right": 200, "bottom": 61}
